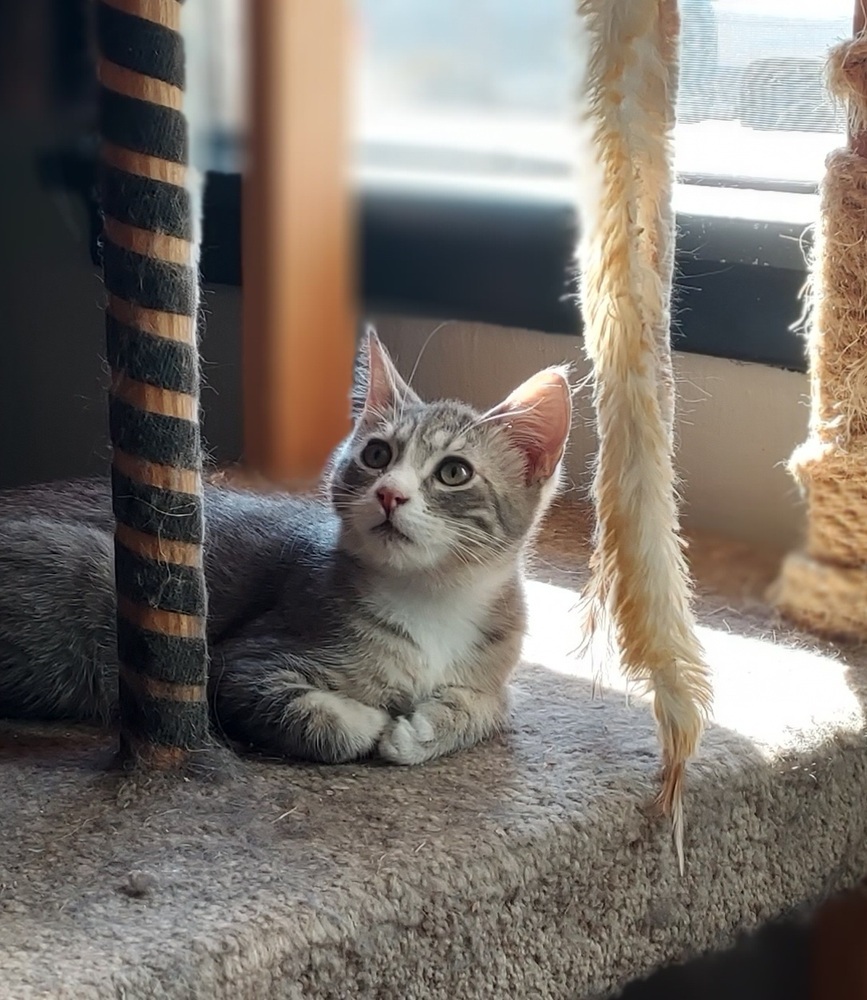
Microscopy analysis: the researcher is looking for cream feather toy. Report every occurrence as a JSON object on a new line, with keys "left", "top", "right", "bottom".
{"left": 574, "top": 0, "right": 713, "bottom": 872}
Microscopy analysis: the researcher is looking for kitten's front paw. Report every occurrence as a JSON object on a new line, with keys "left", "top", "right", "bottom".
{"left": 378, "top": 713, "right": 436, "bottom": 765}
{"left": 299, "top": 691, "right": 390, "bottom": 763}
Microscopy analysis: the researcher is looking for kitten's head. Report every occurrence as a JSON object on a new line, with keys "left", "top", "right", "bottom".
{"left": 327, "top": 328, "right": 572, "bottom": 576}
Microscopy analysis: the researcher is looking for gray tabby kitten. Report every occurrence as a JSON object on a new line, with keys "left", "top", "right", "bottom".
{"left": 0, "top": 331, "right": 571, "bottom": 765}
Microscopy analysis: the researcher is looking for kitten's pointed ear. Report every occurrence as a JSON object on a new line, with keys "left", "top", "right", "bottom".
{"left": 352, "top": 325, "right": 420, "bottom": 419}
{"left": 484, "top": 367, "right": 572, "bottom": 484}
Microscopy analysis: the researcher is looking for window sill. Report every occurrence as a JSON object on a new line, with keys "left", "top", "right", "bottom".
{"left": 358, "top": 168, "right": 812, "bottom": 372}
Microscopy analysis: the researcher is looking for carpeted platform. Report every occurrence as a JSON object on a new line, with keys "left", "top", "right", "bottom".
{"left": 2, "top": 504, "right": 866, "bottom": 1000}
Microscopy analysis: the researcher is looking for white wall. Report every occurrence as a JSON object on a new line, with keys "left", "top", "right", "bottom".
{"left": 372, "top": 314, "right": 809, "bottom": 550}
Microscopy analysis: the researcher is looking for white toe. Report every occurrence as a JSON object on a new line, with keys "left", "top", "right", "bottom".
{"left": 378, "top": 715, "right": 434, "bottom": 765}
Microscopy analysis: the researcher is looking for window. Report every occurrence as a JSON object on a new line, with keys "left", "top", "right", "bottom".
{"left": 183, "top": 0, "right": 247, "bottom": 172}
{"left": 355, "top": 0, "right": 852, "bottom": 190}
{"left": 182, "top": 0, "right": 854, "bottom": 188}
{"left": 679, "top": 0, "right": 850, "bottom": 187}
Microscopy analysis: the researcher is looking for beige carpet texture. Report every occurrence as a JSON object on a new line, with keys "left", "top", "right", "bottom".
{"left": 2, "top": 505, "right": 867, "bottom": 1000}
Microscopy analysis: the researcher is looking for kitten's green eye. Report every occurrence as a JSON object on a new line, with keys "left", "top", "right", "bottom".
{"left": 436, "top": 458, "right": 473, "bottom": 487}
{"left": 361, "top": 439, "right": 392, "bottom": 469}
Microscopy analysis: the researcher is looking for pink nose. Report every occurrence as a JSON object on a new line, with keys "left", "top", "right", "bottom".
{"left": 376, "top": 486, "right": 408, "bottom": 515}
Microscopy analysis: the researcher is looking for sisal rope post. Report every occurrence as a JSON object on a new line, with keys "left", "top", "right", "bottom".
{"left": 96, "top": 0, "right": 212, "bottom": 768}
{"left": 773, "top": 3, "right": 867, "bottom": 641}
{"left": 574, "top": 0, "right": 712, "bottom": 872}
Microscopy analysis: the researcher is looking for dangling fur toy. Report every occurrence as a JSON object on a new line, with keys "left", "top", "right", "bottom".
{"left": 574, "top": 0, "right": 712, "bottom": 872}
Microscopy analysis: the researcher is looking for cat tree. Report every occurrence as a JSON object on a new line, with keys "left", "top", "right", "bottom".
{"left": 5, "top": 1, "right": 867, "bottom": 997}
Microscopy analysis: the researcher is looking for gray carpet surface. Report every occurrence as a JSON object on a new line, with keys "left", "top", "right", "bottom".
{"left": 2, "top": 505, "right": 866, "bottom": 999}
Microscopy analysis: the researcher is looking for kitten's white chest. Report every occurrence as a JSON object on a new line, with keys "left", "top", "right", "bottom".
{"left": 373, "top": 582, "right": 493, "bottom": 688}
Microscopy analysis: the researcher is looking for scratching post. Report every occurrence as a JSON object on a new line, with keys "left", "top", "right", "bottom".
{"left": 774, "top": 6, "right": 867, "bottom": 641}
{"left": 96, "top": 0, "right": 211, "bottom": 767}
{"left": 574, "top": 0, "right": 712, "bottom": 870}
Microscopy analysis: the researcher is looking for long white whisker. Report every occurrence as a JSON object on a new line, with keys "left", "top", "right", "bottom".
{"left": 406, "top": 321, "right": 450, "bottom": 394}
{"left": 395, "top": 321, "right": 450, "bottom": 425}
{"left": 458, "top": 400, "right": 545, "bottom": 440}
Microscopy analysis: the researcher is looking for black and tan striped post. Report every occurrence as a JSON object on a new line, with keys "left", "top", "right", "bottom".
{"left": 96, "top": 0, "right": 210, "bottom": 768}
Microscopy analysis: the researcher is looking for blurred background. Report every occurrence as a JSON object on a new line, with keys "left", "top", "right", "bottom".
{"left": 116, "top": 0, "right": 857, "bottom": 182}
{"left": 0, "top": 0, "right": 853, "bottom": 208}
{"left": 227, "top": 0, "right": 848, "bottom": 184}
{"left": 0, "top": 0, "right": 854, "bottom": 486}
{"left": 355, "top": 0, "right": 851, "bottom": 189}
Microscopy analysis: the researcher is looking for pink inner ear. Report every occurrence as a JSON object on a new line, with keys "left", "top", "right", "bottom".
{"left": 484, "top": 369, "right": 572, "bottom": 484}
{"left": 362, "top": 329, "right": 419, "bottom": 418}
{"left": 365, "top": 336, "right": 397, "bottom": 415}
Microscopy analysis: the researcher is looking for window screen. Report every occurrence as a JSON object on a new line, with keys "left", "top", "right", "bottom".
{"left": 356, "top": 0, "right": 854, "bottom": 189}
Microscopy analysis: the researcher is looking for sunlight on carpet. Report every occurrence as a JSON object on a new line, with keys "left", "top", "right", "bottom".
{"left": 524, "top": 577, "right": 864, "bottom": 756}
